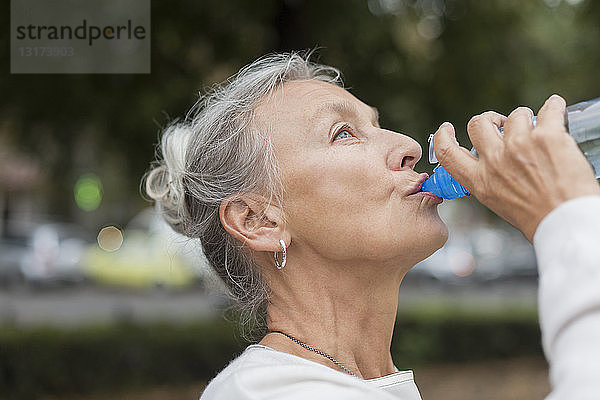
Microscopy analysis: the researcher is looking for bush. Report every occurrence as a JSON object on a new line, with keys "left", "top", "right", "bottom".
{"left": 392, "top": 307, "right": 542, "bottom": 369}
{"left": 0, "top": 320, "right": 245, "bottom": 400}
{"left": 0, "top": 309, "right": 542, "bottom": 399}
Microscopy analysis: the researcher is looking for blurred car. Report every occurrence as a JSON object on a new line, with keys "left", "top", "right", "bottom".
{"left": 19, "top": 223, "right": 90, "bottom": 286}
{"left": 83, "top": 209, "right": 204, "bottom": 291}
{"left": 0, "top": 235, "right": 28, "bottom": 287}
{"left": 469, "top": 227, "right": 537, "bottom": 281}
{"left": 410, "top": 239, "right": 476, "bottom": 283}
{"left": 409, "top": 226, "right": 537, "bottom": 284}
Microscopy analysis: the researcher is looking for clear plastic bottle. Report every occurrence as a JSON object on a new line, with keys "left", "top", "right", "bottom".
{"left": 422, "top": 97, "right": 600, "bottom": 200}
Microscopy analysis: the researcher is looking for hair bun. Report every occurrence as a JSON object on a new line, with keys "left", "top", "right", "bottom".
{"left": 144, "top": 124, "right": 193, "bottom": 233}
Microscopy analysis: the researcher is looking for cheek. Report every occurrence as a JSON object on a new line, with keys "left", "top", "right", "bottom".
{"left": 350, "top": 198, "right": 449, "bottom": 263}
{"left": 281, "top": 154, "right": 447, "bottom": 262}
{"left": 286, "top": 154, "right": 388, "bottom": 210}
{"left": 282, "top": 160, "right": 391, "bottom": 255}
{"left": 289, "top": 199, "right": 448, "bottom": 263}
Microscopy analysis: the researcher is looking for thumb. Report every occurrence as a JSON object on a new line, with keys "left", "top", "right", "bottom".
{"left": 433, "top": 122, "right": 477, "bottom": 190}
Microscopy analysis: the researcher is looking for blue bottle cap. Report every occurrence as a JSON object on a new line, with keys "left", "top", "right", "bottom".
{"left": 421, "top": 165, "right": 470, "bottom": 200}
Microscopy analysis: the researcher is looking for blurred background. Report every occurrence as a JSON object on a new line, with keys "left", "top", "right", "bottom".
{"left": 2, "top": 0, "right": 600, "bottom": 399}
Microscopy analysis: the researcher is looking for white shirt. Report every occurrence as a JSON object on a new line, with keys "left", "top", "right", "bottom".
{"left": 201, "top": 344, "right": 422, "bottom": 399}
{"left": 201, "top": 195, "right": 600, "bottom": 400}
{"left": 534, "top": 195, "right": 600, "bottom": 400}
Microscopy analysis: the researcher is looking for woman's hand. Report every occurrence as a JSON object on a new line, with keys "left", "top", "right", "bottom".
{"left": 433, "top": 94, "right": 600, "bottom": 242}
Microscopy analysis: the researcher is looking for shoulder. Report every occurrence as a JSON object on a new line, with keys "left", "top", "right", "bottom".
{"left": 200, "top": 345, "right": 396, "bottom": 400}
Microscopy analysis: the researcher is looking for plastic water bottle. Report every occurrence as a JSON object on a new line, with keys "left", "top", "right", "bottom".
{"left": 422, "top": 97, "right": 600, "bottom": 200}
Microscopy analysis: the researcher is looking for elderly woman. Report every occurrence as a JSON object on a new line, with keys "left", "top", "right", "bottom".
{"left": 146, "top": 53, "right": 600, "bottom": 399}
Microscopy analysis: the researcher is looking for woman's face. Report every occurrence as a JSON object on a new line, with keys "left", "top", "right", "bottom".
{"left": 255, "top": 80, "right": 448, "bottom": 268}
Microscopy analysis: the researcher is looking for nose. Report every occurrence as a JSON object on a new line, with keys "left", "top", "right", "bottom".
{"left": 384, "top": 130, "right": 422, "bottom": 171}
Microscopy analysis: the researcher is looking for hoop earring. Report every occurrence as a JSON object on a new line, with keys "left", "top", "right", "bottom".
{"left": 273, "top": 239, "right": 287, "bottom": 270}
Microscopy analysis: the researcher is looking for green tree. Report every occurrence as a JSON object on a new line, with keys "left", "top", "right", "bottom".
{"left": 1, "top": 0, "right": 598, "bottom": 225}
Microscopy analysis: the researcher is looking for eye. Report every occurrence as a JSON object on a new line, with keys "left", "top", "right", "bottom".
{"left": 332, "top": 125, "right": 355, "bottom": 141}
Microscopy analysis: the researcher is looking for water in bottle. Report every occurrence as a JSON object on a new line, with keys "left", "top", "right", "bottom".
{"left": 567, "top": 97, "right": 600, "bottom": 177}
{"left": 422, "top": 97, "right": 600, "bottom": 200}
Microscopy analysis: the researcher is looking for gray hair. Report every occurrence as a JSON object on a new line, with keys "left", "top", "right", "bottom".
{"left": 144, "top": 51, "right": 342, "bottom": 333}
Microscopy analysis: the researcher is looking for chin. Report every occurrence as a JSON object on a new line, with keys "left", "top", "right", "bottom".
{"left": 413, "top": 219, "right": 449, "bottom": 264}
{"left": 431, "top": 222, "right": 449, "bottom": 254}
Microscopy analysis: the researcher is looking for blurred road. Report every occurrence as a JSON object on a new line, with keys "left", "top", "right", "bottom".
{"left": 0, "top": 278, "right": 538, "bottom": 327}
{"left": 398, "top": 276, "right": 538, "bottom": 312}
{"left": 0, "top": 285, "right": 228, "bottom": 327}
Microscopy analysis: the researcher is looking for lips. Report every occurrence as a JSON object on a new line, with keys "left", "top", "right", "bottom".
{"left": 407, "top": 173, "right": 430, "bottom": 196}
{"left": 404, "top": 173, "right": 443, "bottom": 203}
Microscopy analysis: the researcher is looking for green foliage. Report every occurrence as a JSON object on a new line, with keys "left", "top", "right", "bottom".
{"left": 392, "top": 308, "right": 541, "bottom": 369}
{"left": 0, "top": 320, "right": 244, "bottom": 400}
{"left": 1, "top": 0, "right": 599, "bottom": 220}
{"left": 0, "top": 310, "right": 542, "bottom": 399}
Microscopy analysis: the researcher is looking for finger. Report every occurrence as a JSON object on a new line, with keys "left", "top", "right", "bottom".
{"left": 466, "top": 111, "right": 506, "bottom": 156}
{"left": 536, "top": 94, "right": 567, "bottom": 132}
{"left": 433, "top": 122, "right": 478, "bottom": 190}
{"left": 503, "top": 106, "right": 534, "bottom": 140}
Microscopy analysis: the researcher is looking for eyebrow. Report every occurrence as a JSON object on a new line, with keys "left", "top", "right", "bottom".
{"left": 310, "top": 101, "right": 380, "bottom": 125}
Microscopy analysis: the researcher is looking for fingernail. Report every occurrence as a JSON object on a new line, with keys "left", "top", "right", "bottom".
{"left": 439, "top": 122, "right": 458, "bottom": 145}
{"left": 550, "top": 94, "right": 564, "bottom": 102}
{"left": 441, "top": 121, "right": 456, "bottom": 136}
{"left": 439, "top": 121, "right": 454, "bottom": 134}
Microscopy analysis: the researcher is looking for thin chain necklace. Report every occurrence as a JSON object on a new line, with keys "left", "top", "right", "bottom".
{"left": 269, "top": 330, "right": 358, "bottom": 378}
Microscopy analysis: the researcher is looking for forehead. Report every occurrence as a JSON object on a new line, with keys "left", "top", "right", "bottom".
{"left": 253, "top": 80, "right": 374, "bottom": 135}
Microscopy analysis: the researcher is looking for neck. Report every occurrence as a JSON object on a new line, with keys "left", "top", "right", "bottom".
{"left": 258, "top": 246, "right": 410, "bottom": 380}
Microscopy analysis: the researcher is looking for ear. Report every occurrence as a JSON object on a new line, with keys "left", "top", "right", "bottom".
{"left": 219, "top": 194, "right": 289, "bottom": 252}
